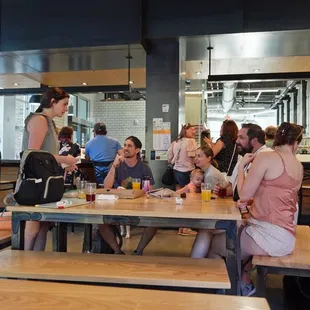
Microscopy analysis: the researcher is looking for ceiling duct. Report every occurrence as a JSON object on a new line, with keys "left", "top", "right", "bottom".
{"left": 222, "top": 82, "right": 237, "bottom": 113}
{"left": 269, "top": 80, "right": 297, "bottom": 109}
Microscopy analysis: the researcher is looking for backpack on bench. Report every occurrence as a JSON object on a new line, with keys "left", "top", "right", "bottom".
{"left": 14, "top": 150, "right": 64, "bottom": 205}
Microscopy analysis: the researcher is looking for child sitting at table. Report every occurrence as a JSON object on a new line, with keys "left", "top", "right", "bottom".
{"left": 177, "top": 169, "right": 204, "bottom": 236}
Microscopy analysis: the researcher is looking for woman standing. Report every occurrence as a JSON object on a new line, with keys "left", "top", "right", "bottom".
{"left": 168, "top": 124, "right": 197, "bottom": 189}
{"left": 23, "top": 88, "right": 78, "bottom": 251}
{"left": 204, "top": 120, "right": 238, "bottom": 176}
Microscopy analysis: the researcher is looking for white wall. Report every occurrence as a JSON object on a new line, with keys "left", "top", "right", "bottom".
{"left": 92, "top": 100, "right": 146, "bottom": 148}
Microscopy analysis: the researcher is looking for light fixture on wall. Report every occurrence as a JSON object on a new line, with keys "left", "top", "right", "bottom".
{"left": 126, "top": 45, "right": 133, "bottom": 91}
{"left": 29, "top": 94, "right": 42, "bottom": 103}
{"left": 81, "top": 82, "right": 87, "bottom": 86}
{"left": 13, "top": 83, "right": 19, "bottom": 86}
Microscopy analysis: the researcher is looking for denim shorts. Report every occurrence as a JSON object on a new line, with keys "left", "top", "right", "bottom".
{"left": 173, "top": 170, "right": 191, "bottom": 186}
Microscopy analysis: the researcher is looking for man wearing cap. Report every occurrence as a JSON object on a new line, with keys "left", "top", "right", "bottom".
{"left": 85, "top": 123, "right": 122, "bottom": 184}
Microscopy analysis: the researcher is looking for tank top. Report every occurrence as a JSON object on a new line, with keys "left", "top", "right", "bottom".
{"left": 250, "top": 151, "right": 301, "bottom": 236}
{"left": 22, "top": 112, "right": 59, "bottom": 155}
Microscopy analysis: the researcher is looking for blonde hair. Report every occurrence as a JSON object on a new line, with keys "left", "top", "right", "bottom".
{"left": 190, "top": 168, "right": 204, "bottom": 179}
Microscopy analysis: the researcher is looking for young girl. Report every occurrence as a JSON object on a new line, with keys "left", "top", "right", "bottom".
{"left": 177, "top": 169, "right": 204, "bottom": 236}
{"left": 177, "top": 168, "right": 204, "bottom": 194}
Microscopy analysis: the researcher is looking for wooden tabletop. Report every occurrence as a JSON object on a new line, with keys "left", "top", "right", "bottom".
{"left": 7, "top": 194, "right": 240, "bottom": 220}
{"left": 253, "top": 225, "right": 310, "bottom": 269}
{"left": 0, "top": 279, "right": 270, "bottom": 310}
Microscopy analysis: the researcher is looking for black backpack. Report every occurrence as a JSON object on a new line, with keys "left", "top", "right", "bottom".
{"left": 14, "top": 150, "right": 64, "bottom": 205}
{"left": 82, "top": 225, "right": 123, "bottom": 254}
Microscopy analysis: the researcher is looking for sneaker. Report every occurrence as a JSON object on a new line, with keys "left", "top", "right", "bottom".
{"left": 132, "top": 250, "right": 143, "bottom": 255}
{"left": 241, "top": 282, "right": 256, "bottom": 296}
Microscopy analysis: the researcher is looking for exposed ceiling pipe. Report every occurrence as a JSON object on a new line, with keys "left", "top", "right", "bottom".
{"left": 269, "top": 80, "right": 297, "bottom": 110}
{"left": 222, "top": 82, "right": 237, "bottom": 113}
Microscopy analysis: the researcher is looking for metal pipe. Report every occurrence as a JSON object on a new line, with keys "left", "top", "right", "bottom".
{"left": 269, "top": 80, "right": 297, "bottom": 110}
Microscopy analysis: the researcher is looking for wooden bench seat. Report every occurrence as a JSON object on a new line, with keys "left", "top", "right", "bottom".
{"left": 253, "top": 225, "right": 310, "bottom": 297}
{"left": 0, "top": 250, "right": 230, "bottom": 290}
{"left": 0, "top": 279, "right": 270, "bottom": 310}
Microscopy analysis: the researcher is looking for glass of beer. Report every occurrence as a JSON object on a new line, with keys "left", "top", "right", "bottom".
{"left": 201, "top": 183, "right": 212, "bottom": 202}
{"left": 85, "top": 182, "right": 96, "bottom": 202}
{"left": 132, "top": 178, "right": 141, "bottom": 190}
{"left": 76, "top": 180, "right": 87, "bottom": 199}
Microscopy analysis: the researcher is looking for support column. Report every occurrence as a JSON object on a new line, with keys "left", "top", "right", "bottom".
{"left": 145, "top": 38, "right": 185, "bottom": 186}
{"left": 0, "top": 96, "right": 16, "bottom": 159}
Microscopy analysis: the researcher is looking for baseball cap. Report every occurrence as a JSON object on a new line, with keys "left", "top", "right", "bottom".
{"left": 93, "top": 122, "right": 107, "bottom": 133}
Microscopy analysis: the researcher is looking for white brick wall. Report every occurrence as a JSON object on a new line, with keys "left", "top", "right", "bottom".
{"left": 92, "top": 100, "right": 146, "bottom": 148}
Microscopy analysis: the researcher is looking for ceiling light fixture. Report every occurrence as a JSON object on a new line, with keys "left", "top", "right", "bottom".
{"left": 13, "top": 83, "right": 19, "bottom": 86}
{"left": 243, "top": 89, "right": 280, "bottom": 93}
{"left": 81, "top": 82, "right": 87, "bottom": 86}
{"left": 239, "top": 107, "right": 266, "bottom": 110}
{"left": 253, "top": 69, "right": 260, "bottom": 72}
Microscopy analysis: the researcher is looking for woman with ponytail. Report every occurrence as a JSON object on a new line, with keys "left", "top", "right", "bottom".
{"left": 22, "top": 87, "right": 79, "bottom": 251}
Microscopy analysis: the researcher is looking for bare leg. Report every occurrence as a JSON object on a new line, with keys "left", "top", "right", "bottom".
{"left": 134, "top": 227, "right": 158, "bottom": 254}
{"left": 24, "top": 221, "right": 41, "bottom": 251}
{"left": 207, "top": 232, "right": 226, "bottom": 259}
{"left": 98, "top": 224, "right": 122, "bottom": 253}
{"left": 191, "top": 229, "right": 213, "bottom": 258}
{"left": 33, "top": 222, "right": 51, "bottom": 251}
{"left": 125, "top": 225, "right": 130, "bottom": 239}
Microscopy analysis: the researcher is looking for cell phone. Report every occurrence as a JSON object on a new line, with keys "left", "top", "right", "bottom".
{"left": 239, "top": 206, "right": 249, "bottom": 215}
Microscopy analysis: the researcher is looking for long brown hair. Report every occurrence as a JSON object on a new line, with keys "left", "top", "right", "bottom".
{"left": 222, "top": 120, "right": 238, "bottom": 142}
{"left": 274, "top": 122, "right": 303, "bottom": 147}
{"left": 176, "top": 123, "right": 195, "bottom": 141}
{"left": 36, "top": 87, "right": 69, "bottom": 113}
{"left": 199, "top": 145, "right": 218, "bottom": 168}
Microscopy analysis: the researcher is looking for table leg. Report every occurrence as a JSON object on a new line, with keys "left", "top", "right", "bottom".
{"left": 83, "top": 224, "right": 92, "bottom": 253}
{"left": 11, "top": 212, "right": 25, "bottom": 250}
{"left": 216, "top": 220, "right": 239, "bottom": 295}
{"left": 256, "top": 266, "right": 267, "bottom": 297}
{"left": 52, "top": 222, "right": 67, "bottom": 252}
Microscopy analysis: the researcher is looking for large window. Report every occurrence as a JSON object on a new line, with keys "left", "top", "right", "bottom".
{"left": 68, "top": 95, "right": 89, "bottom": 120}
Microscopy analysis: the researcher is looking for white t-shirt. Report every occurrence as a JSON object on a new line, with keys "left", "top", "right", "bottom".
{"left": 229, "top": 145, "right": 273, "bottom": 191}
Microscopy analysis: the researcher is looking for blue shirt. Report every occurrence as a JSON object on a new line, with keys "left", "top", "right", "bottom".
{"left": 85, "top": 135, "right": 122, "bottom": 183}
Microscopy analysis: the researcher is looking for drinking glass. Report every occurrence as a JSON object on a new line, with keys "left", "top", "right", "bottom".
{"left": 201, "top": 183, "right": 212, "bottom": 202}
{"left": 76, "top": 180, "right": 87, "bottom": 199}
{"left": 132, "top": 178, "right": 141, "bottom": 190}
{"left": 85, "top": 182, "right": 96, "bottom": 202}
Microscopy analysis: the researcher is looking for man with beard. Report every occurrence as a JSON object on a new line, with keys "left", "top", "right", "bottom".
{"left": 100, "top": 136, "right": 156, "bottom": 255}
{"left": 215, "top": 123, "right": 273, "bottom": 201}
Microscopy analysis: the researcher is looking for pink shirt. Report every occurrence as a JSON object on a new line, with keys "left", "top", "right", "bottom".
{"left": 250, "top": 152, "right": 302, "bottom": 236}
{"left": 177, "top": 182, "right": 201, "bottom": 194}
{"left": 168, "top": 138, "right": 197, "bottom": 172}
